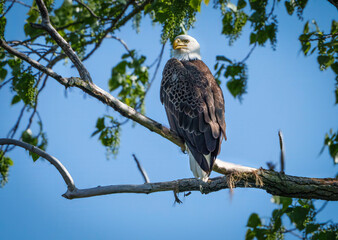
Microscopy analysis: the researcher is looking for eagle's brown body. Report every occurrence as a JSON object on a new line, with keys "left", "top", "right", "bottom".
{"left": 160, "top": 58, "right": 226, "bottom": 177}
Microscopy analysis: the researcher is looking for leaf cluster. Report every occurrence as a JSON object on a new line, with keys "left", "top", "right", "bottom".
{"left": 322, "top": 129, "right": 338, "bottom": 166}
{"left": 109, "top": 51, "right": 148, "bottom": 112}
{"left": 0, "top": 150, "right": 13, "bottom": 187}
{"left": 214, "top": 56, "right": 247, "bottom": 100}
{"left": 21, "top": 125, "right": 48, "bottom": 162}
{"left": 218, "top": 0, "right": 278, "bottom": 48}
{"left": 0, "top": 0, "right": 6, "bottom": 38}
{"left": 6, "top": 58, "right": 37, "bottom": 106}
{"left": 147, "top": 0, "right": 198, "bottom": 42}
{"left": 299, "top": 20, "right": 338, "bottom": 104}
{"left": 246, "top": 196, "right": 337, "bottom": 240}
{"left": 92, "top": 115, "right": 121, "bottom": 158}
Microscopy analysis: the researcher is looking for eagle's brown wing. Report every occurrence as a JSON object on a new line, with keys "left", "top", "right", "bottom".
{"left": 160, "top": 58, "right": 226, "bottom": 174}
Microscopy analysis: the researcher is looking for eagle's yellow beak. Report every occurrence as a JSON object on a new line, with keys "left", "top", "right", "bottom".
{"left": 173, "top": 39, "right": 187, "bottom": 50}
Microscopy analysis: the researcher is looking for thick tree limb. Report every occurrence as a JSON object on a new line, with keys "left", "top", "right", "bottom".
{"left": 0, "top": 138, "right": 337, "bottom": 201}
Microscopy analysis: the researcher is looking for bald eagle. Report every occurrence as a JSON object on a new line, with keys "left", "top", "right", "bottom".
{"left": 160, "top": 35, "right": 226, "bottom": 181}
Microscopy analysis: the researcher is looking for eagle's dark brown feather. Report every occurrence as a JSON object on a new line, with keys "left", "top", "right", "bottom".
{"left": 160, "top": 58, "right": 226, "bottom": 175}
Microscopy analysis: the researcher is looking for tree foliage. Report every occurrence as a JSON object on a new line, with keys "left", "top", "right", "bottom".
{"left": 246, "top": 196, "right": 337, "bottom": 240}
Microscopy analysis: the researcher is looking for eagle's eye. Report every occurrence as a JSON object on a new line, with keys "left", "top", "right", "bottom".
{"left": 183, "top": 39, "right": 189, "bottom": 44}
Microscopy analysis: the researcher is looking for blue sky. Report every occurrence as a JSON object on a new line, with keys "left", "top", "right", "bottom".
{"left": 0, "top": 1, "right": 337, "bottom": 239}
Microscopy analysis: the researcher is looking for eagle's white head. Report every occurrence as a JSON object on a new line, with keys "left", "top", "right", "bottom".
{"left": 172, "top": 35, "right": 201, "bottom": 61}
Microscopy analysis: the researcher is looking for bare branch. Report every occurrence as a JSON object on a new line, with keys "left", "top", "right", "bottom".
{"left": 33, "top": 0, "right": 92, "bottom": 82}
{"left": 74, "top": 0, "right": 99, "bottom": 19}
{"left": 6, "top": 0, "right": 31, "bottom": 8}
{"left": 0, "top": 138, "right": 75, "bottom": 191}
{"left": 278, "top": 130, "right": 285, "bottom": 173}
{"left": 241, "top": 43, "right": 257, "bottom": 63}
{"left": 132, "top": 154, "right": 150, "bottom": 183}
{"left": 81, "top": 0, "right": 152, "bottom": 62}
{"left": 1, "top": 0, "right": 15, "bottom": 18}
{"left": 145, "top": 42, "right": 166, "bottom": 96}
{"left": 0, "top": 77, "right": 13, "bottom": 89}
{"left": 63, "top": 166, "right": 338, "bottom": 200}
{"left": 106, "top": 35, "right": 134, "bottom": 57}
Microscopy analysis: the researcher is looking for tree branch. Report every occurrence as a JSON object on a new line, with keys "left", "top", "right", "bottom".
{"left": 33, "top": 0, "right": 92, "bottom": 82}
{"left": 0, "top": 138, "right": 337, "bottom": 201}
{"left": 74, "top": 0, "right": 99, "bottom": 19}
{"left": 0, "top": 138, "right": 75, "bottom": 191}
{"left": 132, "top": 154, "right": 150, "bottom": 183}
{"left": 0, "top": 38, "right": 183, "bottom": 148}
{"left": 327, "top": 0, "right": 338, "bottom": 11}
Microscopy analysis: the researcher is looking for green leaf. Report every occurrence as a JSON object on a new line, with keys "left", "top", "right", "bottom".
{"left": 285, "top": 1, "right": 295, "bottom": 15}
{"left": 190, "top": 0, "right": 202, "bottom": 12}
{"left": 216, "top": 55, "right": 232, "bottom": 63}
{"left": 237, "top": 0, "right": 247, "bottom": 10}
{"left": 11, "top": 95, "right": 21, "bottom": 105}
{"left": 317, "top": 55, "right": 334, "bottom": 70}
{"left": 0, "top": 150, "right": 14, "bottom": 187}
{"left": 245, "top": 229, "right": 255, "bottom": 240}
{"left": 323, "top": 130, "right": 338, "bottom": 164}
{"left": 250, "top": 33, "right": 257, "bottom": 44}
{"left": 0, "top": 67, "right": 7, "bottom": 81}
{"left": 303, "top": 21, "right": 309, "bottom": 34}
{"left": 247, "top": 213, "right": 261, "bottom": 228}
{"left": 301, "top": 41, "right": 311, "bottom": 55}
{"left": 287, "top": 206, "right": 309, "bottom": 230}
{"left": 305, "top": 223, "right": 320, "bottom": 234}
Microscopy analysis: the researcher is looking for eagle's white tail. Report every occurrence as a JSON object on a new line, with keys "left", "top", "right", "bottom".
{"left": 186, "top": 144, "right": 210, "bottom": 182}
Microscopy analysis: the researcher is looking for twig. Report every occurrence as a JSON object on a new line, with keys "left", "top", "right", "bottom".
{"left": 0, "top": 77, "right": 13, "bottom": 90}
{"left": 132, "top": 154, "right": 150, "bottom": 183}
{"left": 241, "top": 43, "right": 257, "bottom": 63}
{"left": 316, "top": 201, "right": 328, "bottom": 215}
{"left": 278, "top": 130, "right": 285, "bottom": 173}
{"left": 106, "top": 35, "right": 134, "bottom": 58}
{"left": 81, "top": 0, "right": 152, "bottom": 62}
{"left": 74, "top": 0, "right": 99, "bottom": 19}
{"left": 1, "top": 0, "right": 15, "bottom": 18}
{"left": 80, "top": 1, "right": 133, "bottom": 62}
{"left": 134, "top": 42, "right": 166, "bottom": 111}
{"left": 6, "top": 0, "right": 31, "bottom": 8}
{"left": 6, "top": 104, "right": 26, "bottom": 139}
{"left": 0, "top": 138, "right": 75, "bottom": 191}
{"left": 267, "top": 0, "right": 276, "bottom": 19}
{"left": 307, "top": 33, "right": 338, "bottom": 42}
{"left": 145, "top": 42, "right": 166, "bottom": 96}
